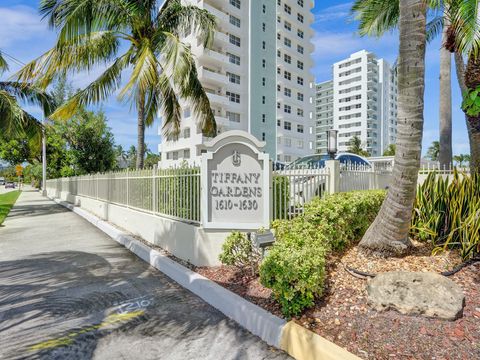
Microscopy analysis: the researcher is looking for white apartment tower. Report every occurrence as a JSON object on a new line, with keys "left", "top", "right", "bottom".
{"left": 159, "top": 0, "right": 315, "bottom": 166}
{"left": 315, "top": 50, "right": 397, "bottom": 156}
{"left": 315, "top": 80, "right": 333, "bottom": 154}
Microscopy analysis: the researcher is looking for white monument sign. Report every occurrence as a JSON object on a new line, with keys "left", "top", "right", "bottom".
{"left": 201, "top": 131, "right": 271, "bottom": 229}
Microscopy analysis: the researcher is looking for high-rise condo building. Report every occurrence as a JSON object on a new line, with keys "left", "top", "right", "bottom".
{"left": 159, "top": 0, "right": 315, "bottom": 166}
{"left": 314, "top": 80, "right": 334, "bottom": 154}
{"left": 315, "top": 50, "right": 398, "bottom": 157}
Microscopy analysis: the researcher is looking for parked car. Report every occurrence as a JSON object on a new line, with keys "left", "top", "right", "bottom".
{"left": 278, "top": 153, "right": 371, "bottom": 211}
{"left": 272, "top": 161, "right": 286, "bottom": 171}
{"left": 5, "top": 182, "right": 15, "bottom": 189}
{"left": 0, "top": 177, "right": 5, "bottom": 185}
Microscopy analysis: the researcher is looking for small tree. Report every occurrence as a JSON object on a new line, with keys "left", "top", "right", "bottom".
{"left": 347, "top": 136, "right": 370, "bottom": 157}
{"left": 426, "top": 141, "right": 440, "bottom": 161}
{"left": 453, "top": 154, "right": 471, "bottom": 168}
{"left": 383, "top": 144, "right": 396, "bottom": 156}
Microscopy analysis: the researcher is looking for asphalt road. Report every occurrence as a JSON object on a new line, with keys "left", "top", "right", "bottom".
{"left": 0, "top": 189, "right": 289, "bottom": 359}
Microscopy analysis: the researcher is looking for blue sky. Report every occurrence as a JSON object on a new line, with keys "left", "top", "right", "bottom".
{"left": 0, "top": 1, "right": 470, "bottom": 155}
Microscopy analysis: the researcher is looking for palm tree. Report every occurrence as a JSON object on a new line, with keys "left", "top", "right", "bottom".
{"left": 359, "top": 0, "right": 428, "bottom": 254}
{"left": 347, "top": 136, "right": 370, "bottom": 156}
{"left": 426, "top": 140, "right": 440, "bottom": 161}
{"left": 383, "top": 144, "right": 396, "bottom": 156}
{"left": 352, "top": 0, "right": 455, "bottom": 169}
{"left": 17, "top": 0, "right": 217, "bottom": 169}
{"left": 453, "top": 153, "right": 470, "bottom": 167}
{"left": 0, "top": 51, "right": 54, "bottom": 142}
{"left": 444, "top": 0, "right": 480, "bottom": 173}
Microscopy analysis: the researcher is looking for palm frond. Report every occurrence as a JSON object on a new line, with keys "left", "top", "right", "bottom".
{"left": 0, "top": 81, "right": 56, "bottom": 117}
{"left": 426, "top": 15, "right": 444, "bottom": 43}
{"left": 157, "top": 72, "right": 182, "bottom": 139}
{"left": 447, "top": 0, "right": 480, "bottom": 57}
{"left": 0, "top": 51, "right": 8, "bottom": 74}
{"left": 351, "top": 0, "right": 400, "bottom": 36}
{"left": 15, "top": 31, "right": 119, "bottom": 89}
{"left": 50, "top": 52, "right": 130, "bottom": 120}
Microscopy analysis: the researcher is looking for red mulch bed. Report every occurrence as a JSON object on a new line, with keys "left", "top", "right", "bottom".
{"left": 197, "top": 242, "right": 480, "bottom": 360}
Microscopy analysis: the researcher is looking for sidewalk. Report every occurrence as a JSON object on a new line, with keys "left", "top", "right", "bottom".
{"left": 0, "top": 189, "right": 289, "bottom": 359}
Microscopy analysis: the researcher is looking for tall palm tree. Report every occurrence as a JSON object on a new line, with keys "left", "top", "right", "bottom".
{"left": 17, "top": 0, "right": 217, "bottom": 169}
{"left": 352, "top": 0, "right": 454, "bottom": 169}
{"left": 359, "top": 0, "right": 427, "bottom": 254}
{"left": 444, "top": 0, "right": 480, "bottom": 173}
{"left": 0, "top": 51, "right": 54, "bottom": 142}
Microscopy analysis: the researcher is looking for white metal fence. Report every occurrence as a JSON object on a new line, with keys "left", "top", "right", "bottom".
{"left": 272, "top": 166, "right": 330, "bottom": 220}
{"left": 46, "top": 167, "right": 201, "bottom": 224}
{"left": 340, "top": 164, "right": 392, "bottom": 192}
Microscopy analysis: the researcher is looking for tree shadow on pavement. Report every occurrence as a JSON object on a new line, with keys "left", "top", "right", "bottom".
{"left": 0, "top": 250, "right": 289, "bottom": 360}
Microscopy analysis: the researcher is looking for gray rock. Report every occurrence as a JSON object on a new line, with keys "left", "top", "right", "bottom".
{"left": 367, "top": 271, "right": 465, "bottom": 320}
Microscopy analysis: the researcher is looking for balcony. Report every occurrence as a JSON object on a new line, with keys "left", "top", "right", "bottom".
{"left": 213, "top": 31, "right": 229, "bottom": 46}
{"left": 207, "top": 92, "right": 227, "bottom": 106}
{"left": 199, "top": 67, "right": 227, "bottom": 86}
{"left": 203, "top": 3, "right": 228, "bottom": 23}
{"left": 200, "top": 49, "right": 228, "bottom": 65}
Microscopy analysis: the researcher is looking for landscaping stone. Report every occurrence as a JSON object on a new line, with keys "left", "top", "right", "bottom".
{"left": 367, "top": 271, "right": 465, "bottom": 320}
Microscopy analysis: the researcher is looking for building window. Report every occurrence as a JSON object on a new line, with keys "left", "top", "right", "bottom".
{"left": 262, "top": 96, "right": 266, "bottom": 104}
{"left": 284, "top": 87, "right": 291, "bottom": 97}
{"left": 285, "top": 138, "right": 291, "bottom": 147}
{"left": 284, "top": 4, "right": 291, "bottom": 14}
{"left": 229, "top": 15, "right": 240, "bottom": 27}
{"left": 262, "top": 114, "right": 266, "bottom": 123}
{"left": 262, "top": 41, "right": 266, "bottom": 49}
{"left": 227, "top": 53, "right": 240, "bottom": 65}
{"left": 277, "top": 32, "right": 281, "bottom": 40}
{"left": 284, "top": 71, "right": 291, "bottom": 80}
{"left": 227, "top": 72, "right": 240, "bottom": 84}
{"left": 262, "top": 59, "right": 266, "bottom": 68}
{"left": 277, "top": 102, "right": 281, "bottom": 109}
{"left": 284, "top": 155, "right": 292, "bottom": 162}
{"left": 184, "top": 149, "right": 190, "bottom": 159}
{"left": 284, "top": 121, "right": 291, "bottom": 130}
{"left": 284, "top": 37, "right": 291, "bottom": 47}
{"left": 297, "top": 124, "right": 304, "bottom": 133}
{"left": 297, "top": 13, "right": 304, "bottom": 23}
{"left": 183, "top": 127, "right": 191, "bottom": 138}
{"left": 284, "top": 54, "right": 291, "bottom": 64}
{"left": 297, "top": 29, "right": 304, "bottom": 38}
{"left": 297, "top": 0, "right": 304, "bottom": 7}
{"left": 297, "top": 76, "right": 304, "bottom": 85}
{"left": 226, "top": 91, "right": 240, "bottom": 103}
{"left": 284, "top": 105, "right": 291, "bottom": 114}
{"left": 297, "top": 45, "right": 304, "bottom": 54}
{"left": 277, "top": 67, "right": 281, "bottom": 74}
{"left": 262, "top": 77, "right": 266, "bottom": 86}
{"left": 277, "top": 49, "right": 281, "bottom": 57}
{"left": 262, "top": 132, "right": 266, "bottom": 141}
{"left": 297, "top": 92, "right": 304, "bottom": 101}
{"left": 284, "top": 21, "right": 291, "bottom": 31}
{"left": 262, "top": 23, "right": 266, "bottom": 31}
{"left": 297, "top": 140, "right": 304, "bottom": 149}
{"left": 277, "top": 84, "right": 281, "bottom": 91}
{"left": 227, "top": 111, "right": 240, "bottom": 122}
{"left": 297, "top": 61, "right": 304, "bottom": 70}
{"left": 263, "top": 4, "right": 266, "bottom": 13}
{"left": 277, "top": 119, "right": 281, "bottom": 126}
{"left": 183, "top": 107, "right": 191, "bottom": 118}
{"left": 229, "top": 34, "right": 241, "bottom": 47}
{"left": 230, "top": 0, "right": 240, "bottom": 9}
{"left": 297, "top": 108, "right": 304, "bottom": 117}
{"left": 172, "top": 151, "right": 178, "bottom": 160}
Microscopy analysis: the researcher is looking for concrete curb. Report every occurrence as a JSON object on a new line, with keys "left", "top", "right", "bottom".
{"left": 50, "top": 195, "right": 362, "bottom": 360}
{"left": 49, "top": 196, "right": 286, "bottom": 348}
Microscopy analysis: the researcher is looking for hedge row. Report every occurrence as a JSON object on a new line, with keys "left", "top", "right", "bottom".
{"left": 259, "top": 190, "right": 386, "bottom": 317}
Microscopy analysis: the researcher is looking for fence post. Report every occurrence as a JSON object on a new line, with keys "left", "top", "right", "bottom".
{"left": 370, "top": 162, "right": 377, "bottom": 190}
{"left": 325, "top": 160, "right": 340, "bottom": 194}
{"left": 126, "top": 168, "right": 129, "bottom": 207}
{"left": 152, "top": 165, "right": 157, "bottom": 214}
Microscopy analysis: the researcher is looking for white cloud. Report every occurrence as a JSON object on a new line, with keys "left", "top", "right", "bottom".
{"left": 314, "top": 2, "right": 353, "bottom": 24}
{"left": 0, "top": 6, "right": 49, "bottom": 48}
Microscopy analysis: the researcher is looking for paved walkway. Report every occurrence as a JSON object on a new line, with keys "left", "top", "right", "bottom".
{"left": 0, "top": 189, "right": 289, "bottom": 359}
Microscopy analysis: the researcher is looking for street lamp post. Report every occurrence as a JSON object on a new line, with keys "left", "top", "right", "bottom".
{"left": 327, "top": 129, "right": 338, "bottom": 160}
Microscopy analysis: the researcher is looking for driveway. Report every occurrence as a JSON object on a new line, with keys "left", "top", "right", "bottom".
{"left": 0, "top": 189, "right": 289, "bottom": 359}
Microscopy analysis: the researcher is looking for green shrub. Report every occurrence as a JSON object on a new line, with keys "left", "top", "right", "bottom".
{"left": 411, "top": 170, "right": 480, "bottom": 260}
{"left": 260, "top": 190, "right": 386, "bottom": 317}
{"left": 219, "top": 232, "right": 260, "bottom": 272}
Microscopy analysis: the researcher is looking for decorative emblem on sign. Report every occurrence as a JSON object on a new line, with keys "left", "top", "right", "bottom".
{"left": 232, "top": 150, "right": 241, "bottom": 167}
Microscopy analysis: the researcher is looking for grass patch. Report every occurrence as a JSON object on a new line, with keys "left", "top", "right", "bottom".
{"left": 0, "top": 191, "right": 21, "bottom": 225}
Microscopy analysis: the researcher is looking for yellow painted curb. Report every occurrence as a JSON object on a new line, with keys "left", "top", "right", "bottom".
{"left": 280, "top": 321, "right": 361, "bottom": 360}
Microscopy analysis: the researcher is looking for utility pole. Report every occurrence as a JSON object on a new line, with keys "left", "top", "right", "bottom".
{"left": 42, "top": 116, "right": 47, "bottom": 196}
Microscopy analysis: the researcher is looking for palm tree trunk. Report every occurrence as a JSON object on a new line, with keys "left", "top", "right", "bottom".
{"left": 359, "top": 0, "right": 427, "bottom": 255}
{"left": 463, "top": 54, "right": 480, "bottom": 174}
{"left": 438, "top": 17, "right": 452, "bottom": 169}
{"left": 136, "top": 96, "right": 146, "bottom": 169}
{"left": 454, "top": 51, "right": 478, "bottom": 173}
